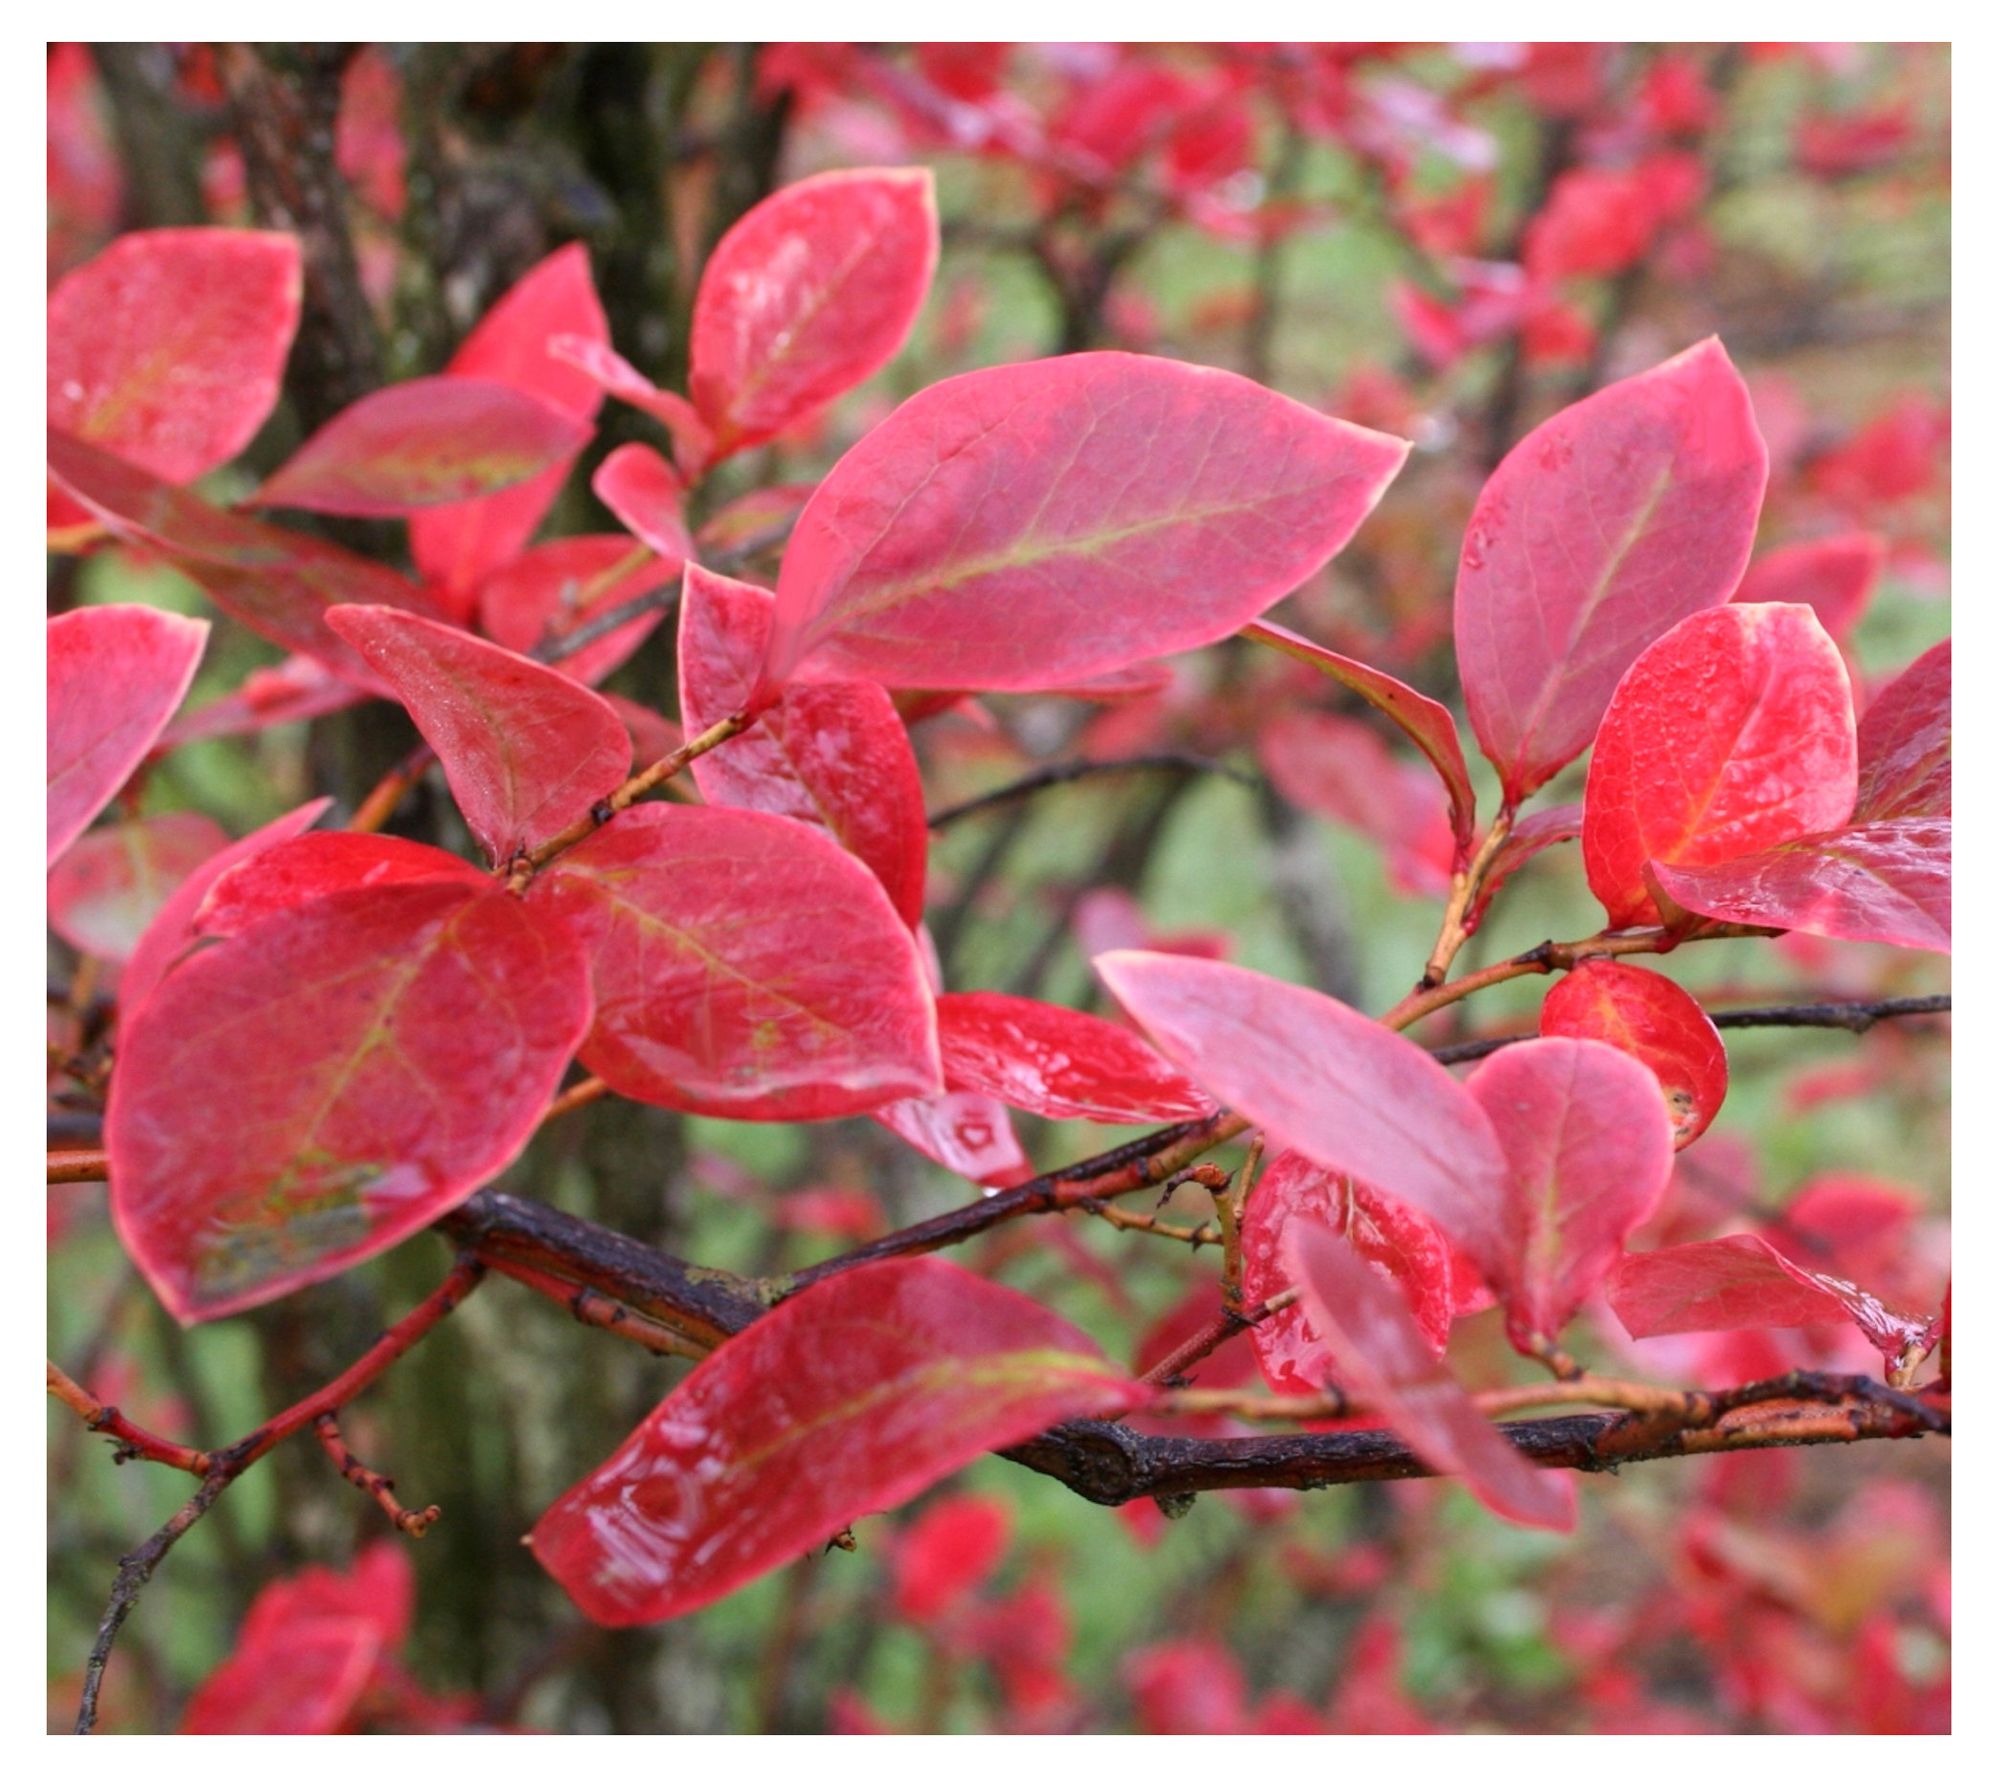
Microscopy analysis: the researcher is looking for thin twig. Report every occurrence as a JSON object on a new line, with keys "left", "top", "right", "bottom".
{"left": 927, "top": 753, "right": 1258, "bottom": 829}
{"left": 314, "top": 1414, "right": 441, "bottom": 1537}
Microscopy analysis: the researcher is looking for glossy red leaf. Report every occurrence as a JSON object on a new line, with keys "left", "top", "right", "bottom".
{"left": 1732, "top": 532, "right": 1886, "bottom": 642}
{"left": 1281, "top": 1217, "right": 1576, "bottom": 1530}
{"left": 592, "top": 443, "right": 694, "bottom": 562}
{"left": 47, "top": 429, "right": 436, "bottom": 684}
{"left": 1095, "top": 952, "right": 1509, "bottom": 1249}
{"left": 1583, "top": 604, "right": 1857, "bottom": 928}
{"left": 1607, "top": 1233, "right": 1934, "bottom": 1366}
{"left": 1462, "top": 1037, "right": 1676, "bottom": 1353}
{"left": 475, "top": 536, "right": 676, "bottom": 686}
{"left": 196, "top": 833, "right": 486, "bottom": 938}
{"left": 1651, "top": 818, "right": 1950, "bottom": 953}
{"left": 679, "top": 564, "right": 928, "bottom": 925}
{"left": 252, "top": 378, "right": 589, "bottom": 518}
{"left": 47, "top": 604, "right": 208, "bottom": 863}
{"left": 1240, "top": 1151, "right": 1455, "bottom": 1395}
{"left": 325, "top": 605, "right": 631, "bottom": 867}
{"left": 118, "top": 800, "right": 331, "bottom": 1014}
{"left": 48, "top": 811, "right": 227, "bottom": 962}
{"left": 1244, "top": 617, "right": 1476, "bottom": 851}
{"left": 1855, "top": 640, "right": 1949, "bottom": 820}
{"left": 48, "top": 228, "right": 300, "bottom": 529}
{"left": 535, "top": 804, "right": 940, "bottom": 1120}
{"left": 872, "top": 1091, "right": 1031, "bottom": 1187}
{"left": 408, "top": 244, "right": 609, "bottom": 613}
{"left": 763, "top": 352, "right": 1409, "bottom": 695}
{"left": 107, "top": 880, "right": 591, "bottom": 1321}
{"left": 934, "top": 991, "right": 1216, "bottom": 1125}
{"left": 162, "top": 654, "right": 369, "bottom": 748}
{"left": 529, "top": 1256, "right": 1146, "bottom": 1624}
{"left": 182, "top": 1618, "right": 381, "bottom": 1737}
{"left": 1454, "top": 339, "right": 1768, "bottom": 804}
{"left": 690, "top": 167, "right": 939, "bottom": 458}
{"left": 891, "top": 1495, "right": 1012, "bottom": 1624}
{"left": 1539, "top": 961, "right": 1728, "bottom": 1147}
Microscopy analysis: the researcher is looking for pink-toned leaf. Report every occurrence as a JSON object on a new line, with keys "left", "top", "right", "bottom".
{"left": 892, "top": 1495, "right": 1012, "bottom": 1624}
{"left": 475, "top": 536, "right": 676, "bottom": 686}
{"left": 48, "top": 811, "right": 227, "bottom": 962}
{"left": 1467, "top": 802, "right": 1581, "bottom": 929}
{"left": 107, "top": 880, "right": 591, "bottom": 1321}
{"left": 409, "top": 245, "right": 609, "bottom": 613}
{"left": 695, "top": 480, "right": 815, "bottom": 559}
{"left": 592, "top": 443, "right": 694, "bottom": 561}
{"left": 1732, "top": 532, "right": 1885, "bottom": 641}
{"left": 48, "top": 228, "right": 300, "bottom": 529}
{"left": 1651, "top": 819, "right": 1949, "bottom": 953}
{"left": 48, "top": 429, "right": 438, "bottom": 684}
{"left": 690, "top": 168, "right": 939, "bottom": 458}
{"left": 872, "top": 1091, "right": 1031, "bottom": 1186}
{"left": 325, "top": 605, "right": 630, "bottom": 866}
{"left": 1607, "top": 1233, "right": 1934, "bottom": 1366}
{"left": 547, "top": 333, "right": 715, "bottom": 473}
{"left": 534, "top": 803, "right": 940, "bottom": 1120}
{"left": 118, "top": 800, "right": 332, "bottom": 1014}
{"left": 162, "top": 654, "right": 369, "bottom": 748}
{"left": 1281, "top": 1217, "right": 1576, "bottom": 1530}
{"left": 47, "top": 604, "right": 208, "bottom": 863}
{"left": 1855, "top": 639, "right": 1949, "bottom": 820}
{"left": 196, "top": 833, "right": 486, "bottom": 938}
{"left": 1095, "top": 952, "right": 1509, "bottom": 1249}
{"left": 679, "top": 563, "right": 928, "bottom": 926}
{"left": 934, "top": 990, "right": 1216, "bottom": 1125}
{"left": 1462, "top": 1037, "right": 1676, "bottom": 1353}
{"left": 1244, "top": 617, "right": 1476, "bottom": 851}
{"left": 182, "top": 1618, "right": 381, "bottom": 1737}
{"left": 529, "top": 1256, "right": 1146, "bottom": 1624}
{"left": 1241, "top": 1151, "right": 1455, "bottom": 1394}
{"left": 1455, "top": 338, "right": 1768, "bottom": 804}
{"left": 1539, "top": 961, "right": 1728, "bottom": 1147}
{"left": 251, "top": 378, "right": 589, "bottom": 518}
{"left": 763, "top": 352, "right": 1409, "bottom": 695}
{"left": 1583, "top": 604, "right": 1857, "bottom": 928}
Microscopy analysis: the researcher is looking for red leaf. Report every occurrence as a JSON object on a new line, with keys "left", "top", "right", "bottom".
{"left": 1539, "top": 961, "right": 1728, "bottom": 1147}
{"left": 763, "top": 352, "right": 1409, "bottom": 695}
{"left": 1244, "top": 617, "right": 1476, "bottom": 852}
{"left": 47, "top": 429, "right": 438, "bottom": 684}
{"left": 592, "top": 443, "right": 694, "bottom": 561}
{"left": 934, "top": 991, "right": 1216, "bottom": 1125}
{"left": 529, "top": 1257, "right": 1145, "bottom": 1624}
{"left": 408, "top": 244, "right": 610, "bottom": 612}
{"left": 1462, "top": 1037, "right": 1677, "bottom": 1353}
{"left": 1583, "top": 604, "right": 1857, "bottom": 928}
{"left": 535, "top": 804, "right": 940, "bottom": 1120}
{"left": 1125, "top": 1641, "right": 1249, "bottom": 1735}
{"left": 679, "top": 565, "right": 928, "bottom": 926}
{"left": 196, "top": 833, "right": 486, "bottom": 938}
{"left": 107, "top": 881, "right": 591, "bottom": 1321}
{"left": 547, "top": 334, "right": 715, "bottom": 473}
{"left": 48, "top": 811, "right": 227, "bottom": 962}
{"left": 48, "top": 228, "right": 300, "bottom": 529}
{"left": 252, "top": 378, "right": 590, "bottom": 518}
{"left": 690, "top": 168, "right": 939, "bottom": 459}
{"left": 1455, "top": 339, "right": 1768, "bottom": 805}
{"left": 872, "top": 1091, "right": 1031, "bottom": 1186}
{"left": 1607, "top": 1233, "right": 1934, "bottom": 1366}
{"left": 325, "top": 605, "right": 631, "bottom": 867}
{"left": 47, "top": 604, "right": 208, "bottom": 863}
{"left": 162, "top": 654, "right": 369, "bottom": 748}
{"left": 1241, "top": 1151, "right": 1455, "bottom": 1394}
{"left": 1281, "top": 1217, "right": 1576, "bottom": 1530}
{"left": 1467, "top": 802, "right": 1581, "bottom": 929}
{"left": 1651, "top": 818, "right": 1949, "bottom": 953}
{"left": 1855, "top": 640, "right": 1949, "bottom": 821}
{"left": 182, "top": 1618, "right": 381, "bottom": 1736}
{"left": 1095, "top": 953, "right": 1509, "bottom": 1250}
{"left": 891, "top": 1495, "right": 1012, "bottom": 1624}
{"left": 475, "top": 536, "right": 676, "bottom": 686}
{"left": 1733, "top": 532, "right": 1886, "bottom": 642}
{"left": 118, "top": 800, "right": 332, "bottom": 1015}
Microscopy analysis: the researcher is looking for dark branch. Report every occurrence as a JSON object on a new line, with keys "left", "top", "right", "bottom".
{"left": 928, "top": 754, "right": 1260, "bottom": 829}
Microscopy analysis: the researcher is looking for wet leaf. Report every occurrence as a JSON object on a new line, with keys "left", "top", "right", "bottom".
{"left": 1539, "top": 961, "right": 1728, "bottom": 1146}
{"left": 1454, "top": 339, "right": 1767, "bottom": 804}
{"left": 196, "top": 833, "right": 486, "bottom": 938}
{"left": 1855, "top": 639, "right": 1949, "bottom": 820}
{"left": 763, "top": 353, "right": 1408, "bottom": 694}
{"left": 872, "top": 1091, "right": 1031, "bottom": 1186}
{"left": 529, "top": 1257, "right": 1146, "bottom": 1624}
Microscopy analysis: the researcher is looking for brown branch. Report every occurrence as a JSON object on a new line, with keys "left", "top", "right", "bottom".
{"left": 314, "top": 1414, "right": 441, "bottom": 1537}
{"left": 927, "top": 754, "right": 1259, "bottom": 830}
